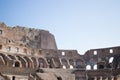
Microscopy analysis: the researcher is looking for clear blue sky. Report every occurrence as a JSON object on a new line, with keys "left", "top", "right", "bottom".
{"left": 0, "top": 0, "right": 120, "bottom": 54}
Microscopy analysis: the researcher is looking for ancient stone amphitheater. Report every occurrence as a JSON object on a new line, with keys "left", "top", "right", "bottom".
{"left": 0, "top": 22, "right": 119, "bottom": 80}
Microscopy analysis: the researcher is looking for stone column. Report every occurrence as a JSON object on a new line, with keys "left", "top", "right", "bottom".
{"left": 94, "top": 77, "right": 97, "bottom": 80}
{"left": 102, "top": 77, "right": 107, "bottom": 80}
{"left": 114, "top": 76, "right": 117, "bottom": 80}
{"left": 100, "top": 76, "right": 102, "bottom": 80}
{"left": 108, "top": 77, "right": 112, "bottom": 80}
{"left": 97, "top": 77, "right": 100, "bottom": 80}
{"left": 105, "top": 77, "right": 108, "bottom": 80}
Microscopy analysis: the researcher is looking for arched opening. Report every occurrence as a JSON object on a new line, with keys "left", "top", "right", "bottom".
{"left": 109, "top": 57, "right": 114, "bottom": 63}
{"left": 0, "top": 53, "right": 7, "bottom": 65}
{"left": 86, "top": 65, "right": 91, "bottom": 70}
{"left": 62, "top": 52, "right": 65, "bottom": 56}
{"left": 98, "top": 65, "right": 104, "bottom": 69}
{"left": 0, "top": 56, "right": 5, "bottom": 65}
{"left": 38, "top": 58, "right": 47, "bottom": 68}
{"left": 14, "top": 61, "right": 20, "bottom": 67}
{"left": 88, "top": 78, "right": 94, "bottom": 80}
{"left": 110, "top": 49, "right": 113, "bottom": 53}
{"left": 61, "top": 59, "right": 68, "bottom": 68}
{"left": 69, "top": 59, "right": 74, "bottom": 65}
{"left": 0, "top": 30, "right": 2, "bottom": 35}
{"left": 63, "top": 65, "right": 66, "bottom": 69}
{"left": 15, "top": 47, "right": 19, "bottom": 53}
{"left": 12, "top": 76, "right": 15, "bottom": 80}
{"left": 76, "top": 59, "right": 83, "bottom": 68}
{"left": 94, "top": 51, "right": 97, "bottom": 55}
{"left": 0, "top": 45, "right": 2, "bottom": 49}
{"left": 70, "top": 65, "right": 73, "bottom": 69}
{"left": 24, "top": 57, "right": 33, "bottom": 68}
{"left": 57, "top": 77, "right": 62, "bottom": 80}
{"left": 93, "top": 64, "right": 97, "bottom": 70}
{"left": 47, "top": 58, "right": 54, "bottom": 68}
{"left": 6, "top": 46, "right": 11, "bottom": 51}
{"left": 16, "top": 56, "right": 27, "bottom": 68}
{"left": 31, "top": 57, "right": 37, "bottom": 68}
{"left": 53, "top": 58, "right": 61, "bottom": 68}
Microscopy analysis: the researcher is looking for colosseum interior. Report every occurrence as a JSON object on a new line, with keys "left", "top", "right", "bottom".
{"left": 0, "top": 22, "right": 120, "bottom": 80}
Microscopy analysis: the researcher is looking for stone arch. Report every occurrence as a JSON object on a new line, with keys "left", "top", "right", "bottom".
{"left": 57, "top": 76, "right": 62, "bottom": 80}
{"left": 13, "top": 60, "right": 22, "bottom": 67}
{"left": 69, "top": 59, "right": 74, "bottom": 65}
{"left": 0, "top": 53, "right": 7, "bottom": 65}
{"left": 23, "top": 56, "right": 34, "bottom": 68}
{"left": 88, "top": 77, "right": 94, "bottom": 80}
{"left": 61, "top": 59, "right": 69, "bottom": 68}
{"left": 53, "top": 58, "right": 61, "bottom": 68}
{"left": 112, "top": 54, "right": 120, "bottom": 69}
{"left": 38, "top": 58, "right": 48, "bottom": 68}
{"left": 93, "top": 64, "right": 97, "bottom": 70}
{"left": 31, "top": 57, "right": 38, "bottom": 68}
{"left": 70, "top": 65, "right": 74, "bottom": 69}
{"left": 6, "top": 55, "right": 18, "bottom": 67}
{"left": 46, "top": 58, "right": 55, "bottom": 68}
{"left": 109, "top": 57, "right": 114, "bottom": 63}
{"left": 76, "top": 59, "right": 84, "bottom": 68}
{"left": 7, "top": 55, "right": 16, "bottom": 60}
{"left": 97, "top": 62, "right": 105, "bottom": 69}
{"left": 62, "top": 65, "right": 66, "bottom": 69}
{"left": 86, "top": 65, "right": 91, "bottom": 70}
{"left": 98, "top": 65, "right": 104, "bottom": 69}
{"left": 106, "top": 57, "right": 114, "bottom": 68}
{"left": 0, "top": 56, "right": 5, "bottom": 65}
{"left": 16, "top": 56, "right": 27, "bottom": 68}
{"left": 15, "top": 61, "right": 20, "bottom": 67}
{"left": 6, "top": 54, "right": 22, "bottom": 67}
{"left": 69, "top": 59, "right": 74, "bottom": 69}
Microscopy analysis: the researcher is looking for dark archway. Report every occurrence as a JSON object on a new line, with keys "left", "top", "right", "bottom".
{"left": 38, "top": 58, "right": 47, "bottom": 68}
{"left": 57, "top": 77, "right": 62, "bottom": 80}
{"left": 88, "top": 78, "right": 94, "bottom": 80}
{"left": 12, "top": 76, "right": 15, "bottom": 80}
{"left": 98, "top": 65, "right": 104, "bottom": 69}
{"left": 14, "top": 61, "right": 20, "bottom": 67}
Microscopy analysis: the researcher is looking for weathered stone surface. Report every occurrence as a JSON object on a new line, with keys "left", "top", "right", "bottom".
{"left": 0, "top": 22, "right": 120, "bottom": 80}
{"left": 0, "top": 22, "right": 57, "bottom": 49}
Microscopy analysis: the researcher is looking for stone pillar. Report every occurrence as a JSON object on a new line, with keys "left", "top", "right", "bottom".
{"left": 114, "top": 76, "right": 117, "bottom": 80}
{"left": 59, "top": 58, "right": 63, "bottom": 65}
{"left": 94, "top": 77, "right": 97, "bottom": 80}
{"left": 102, "top": 77, "right": 107, "bottom": 80}
{"left": 91, "top": 65, "right": 94, "bottom": 70}
{"left": 105, "top": 77, "right": 108, "bottom": 80}
{"left": 117, "top": 75, "right": 120, "bottom": 80}
{"left": 112, "top": 77, "right": 114, "bottom": 80}
{"left": 100, "top": 76, "right": 102, "bottom": 80}
{"left": 97, "top": 77, "right": 100, "bottom": 80}
{"left": 108, "top": 77, "right": 112, "bottom": 80}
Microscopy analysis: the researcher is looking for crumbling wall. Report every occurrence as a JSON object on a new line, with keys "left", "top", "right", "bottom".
{"left": 0, "top": 22, "right": 57, "bottom": 50}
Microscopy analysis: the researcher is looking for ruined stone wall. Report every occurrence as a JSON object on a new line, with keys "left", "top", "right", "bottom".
{"left": 84, "top": 46, "right": 120, "bottom": 70}
{"left": 0, "top": 22, "right": 120, "bottom": 80}
{"left": 0, "top": 22, "right": 57, "bottom": 50}
{"left": 83, "top": 46, "right": 120, "bottom": 80}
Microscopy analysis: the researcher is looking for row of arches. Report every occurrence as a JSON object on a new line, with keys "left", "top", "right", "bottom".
{"left": 0, "top": 53, "right": 85, "bottom": 69}
{"left": 86, "top": 64, "right": 112, "bottom": 70}
{"left": 87, "top": 76, "right": 117, "bottom": 80}
{"left": 86, "top": 57, "right": 114, "bottom": 70}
